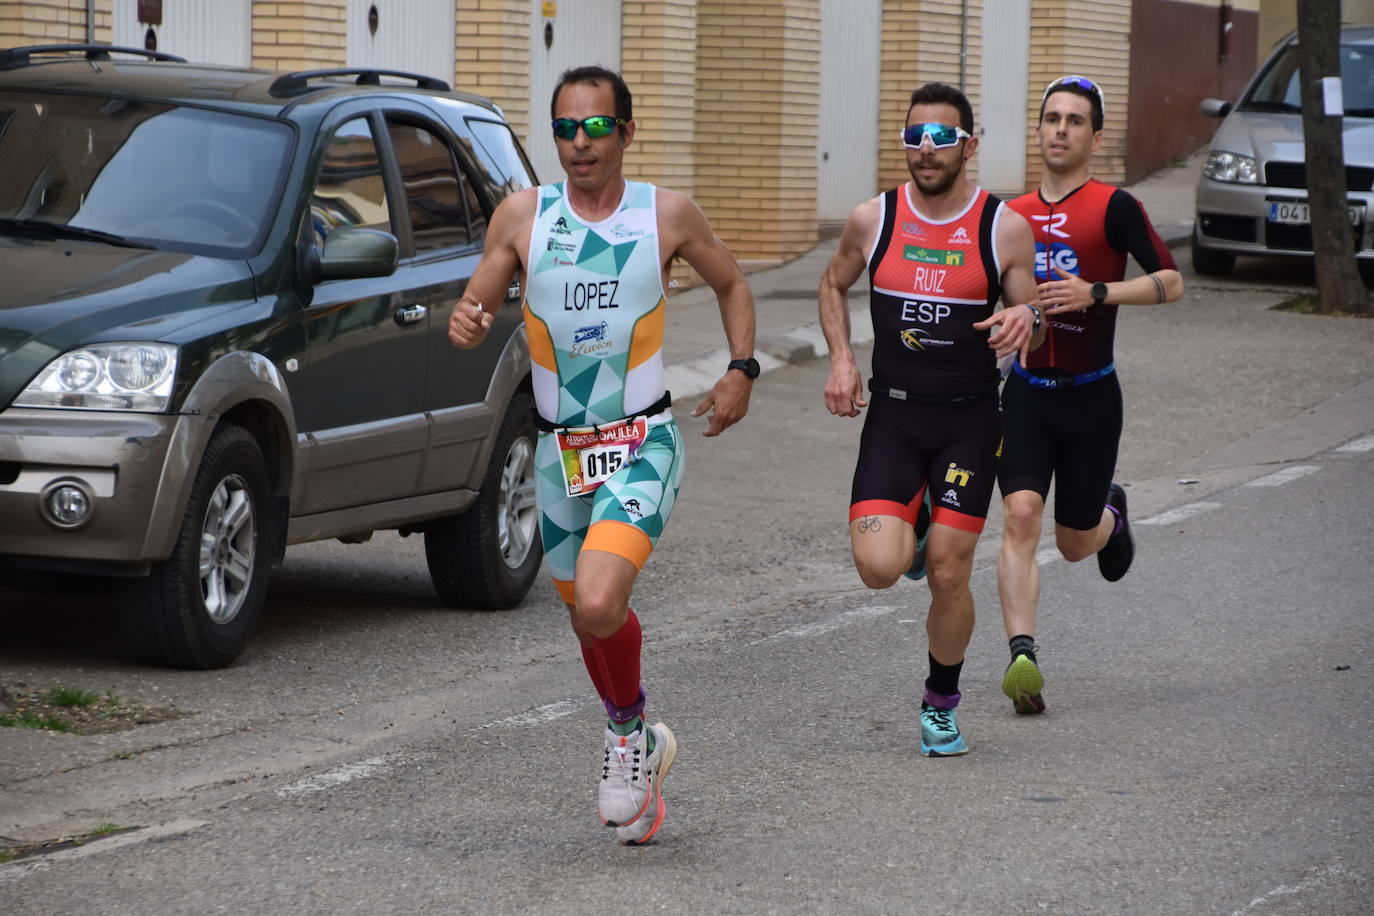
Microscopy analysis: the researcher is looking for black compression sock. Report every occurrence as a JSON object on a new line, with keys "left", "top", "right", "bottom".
{"left": 925, "top": 652, "right": 964, "bottom": 698}
{"left": 1009, "top": 634, "right": 1037, "bottom": 661}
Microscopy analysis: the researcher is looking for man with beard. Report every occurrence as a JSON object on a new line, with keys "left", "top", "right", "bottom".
{"left": 818, "top": 82, "right": 1042, "bottom": 757}
{"left": 450, "top": 66, "right": 757, "bottom": 844}
{"left": 994, "top": 76, "right": 1181, "bottom": 716}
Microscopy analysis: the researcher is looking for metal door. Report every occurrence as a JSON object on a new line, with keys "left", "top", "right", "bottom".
{"left": 112, "top": 0, "right": 251, "bottom": 65}
{"left": 818, "top": 0, "right": 881, "bottom": 221}
{"left": 527, "top": 0, "right": 622, "bottom": 186}
{"left": 346, "top": 0, "right": 457, "bottom": 84}
{"left": 978, "top": 0, "right": 1031, "bottom": 196}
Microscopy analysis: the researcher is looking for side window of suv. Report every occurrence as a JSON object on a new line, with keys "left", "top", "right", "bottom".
{"left": 465, "top": 117, "right": 536, "bottom": 203}
{"left": 308, "top": 116, "right": 391, "bottom": 247}
{"left": 387, "top": 119, "right": 485, "bottom": 253}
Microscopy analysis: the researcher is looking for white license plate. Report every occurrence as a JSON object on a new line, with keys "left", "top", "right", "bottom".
{"left": 1267, "top": 201, "right": 1364, "bottom": 226}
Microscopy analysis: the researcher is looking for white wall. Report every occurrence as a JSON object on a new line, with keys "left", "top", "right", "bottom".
{"left": 113, "top": 0, "right": 251, "bottom": 66}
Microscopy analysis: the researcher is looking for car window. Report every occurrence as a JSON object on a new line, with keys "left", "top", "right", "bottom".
{"left": 1246, "top": 42, "right": 1374, "bottom": 113}
{"left": 308, "top": 116, "right": 392, "bottom": 247}
{"left": 387, "top": 119, "right": 484, "bottom": 253}
{"left": 1341, "top": 45, "right": 1374, "bottom": 113}
{"left": 0, "top": 90, "right": 290, "bottom": 256}
{"left": 466, "top": 117, "right": 537, "bottom": 199}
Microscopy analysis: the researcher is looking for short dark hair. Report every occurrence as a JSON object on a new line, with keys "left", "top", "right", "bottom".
{"left": 907, "top": 82, "right": 974, "bottom": 134}
{"left": 551, "top": 66, "right": 632, "bottom": 126}
{"left": 1040, "top": 84, "right": 1104, "bottom": 132}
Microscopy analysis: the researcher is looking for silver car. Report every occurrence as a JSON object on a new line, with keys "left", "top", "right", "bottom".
{"left": 1193, "top": 26, "right": 1374, "bottom": 280}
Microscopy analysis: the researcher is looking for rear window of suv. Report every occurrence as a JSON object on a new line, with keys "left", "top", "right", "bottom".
{"left": 0, "top": 90, "right": 292, "bottom": 256}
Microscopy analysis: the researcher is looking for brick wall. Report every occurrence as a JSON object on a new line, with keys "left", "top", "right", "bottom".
{"left": 621, "top": 1, "right": 697, "bottom": 197}
{"left": 1, "top": 0, "right": 112, "bottom": 48}
{"left": 1026, "top": 0, "right": 1132, "bottom": 188}
{"left": 692, "top": 0, "right": 820, "bottom": 266}
{"left": 455, "top": 0, "right": 530, "bottom": 145}
{"left": 250, "top": 0, "right": 346, "bottom": 71}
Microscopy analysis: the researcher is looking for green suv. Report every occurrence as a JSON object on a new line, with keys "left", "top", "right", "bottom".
{"left": 0, "top": 45, "right": 542, "bottom": 668}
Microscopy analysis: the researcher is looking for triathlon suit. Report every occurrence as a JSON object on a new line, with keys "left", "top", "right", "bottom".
{"left": 523, "top": 180, "right": 684, "bottom": 601}
{"left": 850, "top": 183, "right": 1006, "bottom": 533}
{"left": 1001, "top": 178, "right": 1176, "bottom": 529}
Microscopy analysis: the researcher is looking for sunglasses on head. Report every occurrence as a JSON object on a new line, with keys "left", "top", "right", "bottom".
{"left": 1041, "top": 75, "right": 1107, "bottom": 115}
{"left": 551, "top": 115, "right": 626, "bottom": 140}
{"left": 901, "top": 122, "right": 971, "bottom": 150}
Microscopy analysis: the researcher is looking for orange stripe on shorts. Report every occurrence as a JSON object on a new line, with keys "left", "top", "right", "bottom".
{"left": 583, "top": 520, "right": 654, "bottom": 571}
{"left": 931, "top": 505, "right": 985, "bottom": 534}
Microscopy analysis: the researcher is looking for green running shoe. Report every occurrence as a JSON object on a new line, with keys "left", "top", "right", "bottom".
{"left": 1001, "top": 653, "right": 1046, "bottom": 715}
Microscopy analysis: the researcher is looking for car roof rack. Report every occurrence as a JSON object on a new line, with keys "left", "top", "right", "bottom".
{"left": 0, "top": 44, "right": 187, "bottom": 70}
{"left": 270, "top": 68, "right": 450, "bottom": 97}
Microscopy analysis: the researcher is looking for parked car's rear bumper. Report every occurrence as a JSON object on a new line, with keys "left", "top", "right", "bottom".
{"left": 0, "top": 408, "right": 210, "bottom": 571}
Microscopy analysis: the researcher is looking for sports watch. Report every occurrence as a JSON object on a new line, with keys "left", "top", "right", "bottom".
{"left": 727, "top": 357, "right": 761, "bottom": 379}
{"left": 1026, "top": 304, "right": 1042, "bottom": 334}
{"left": 1090, "top": 281, "right": 1109, "bottom": 306}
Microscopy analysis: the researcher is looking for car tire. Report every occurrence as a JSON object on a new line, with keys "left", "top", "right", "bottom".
{"left": 120, "top": 423, "right": 274, "bottom": 669}
{"left": 425, "top": 391, "right": 542, "bottom": 609}
{"left": 1191, "top": 226, "right": 1235, "bottom": 276}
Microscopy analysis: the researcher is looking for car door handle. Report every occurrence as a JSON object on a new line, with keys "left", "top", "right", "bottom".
{"left": 394, "top": 304, "right": 427, "bottom": 326}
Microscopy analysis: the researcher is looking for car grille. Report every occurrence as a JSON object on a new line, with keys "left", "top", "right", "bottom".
{"left": 1265, "top": 222, "right": 1365, "bottom": 251}
{"left": 1199, "top": 213, "right": 1257, "bottom": 242}
{"left": 1265, "top": 161, "right": 1374, "bottom": 191}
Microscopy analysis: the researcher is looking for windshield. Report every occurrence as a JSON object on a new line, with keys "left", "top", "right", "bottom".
{"left": 1243, "top": 41, "right": 1374, "bottom": 114}
{"left": 0, "top": 91, "right": 291, "bottom": 256}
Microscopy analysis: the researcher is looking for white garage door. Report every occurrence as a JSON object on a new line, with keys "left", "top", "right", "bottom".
{"left": 113, "top": 0, "right": 251, "bottom": 66}
{"left": 818, "top": 0, "right": 881, "bottom": 222}
{"left": 347, "top": 0, "right": 457, "bottom": 86}
{"left": 527, "top": 0, "right": 621, "bottom": 186}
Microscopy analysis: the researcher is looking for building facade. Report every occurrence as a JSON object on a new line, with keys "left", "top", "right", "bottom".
{"left": 8, "top": 0, "right": 1327, "bottom": 269}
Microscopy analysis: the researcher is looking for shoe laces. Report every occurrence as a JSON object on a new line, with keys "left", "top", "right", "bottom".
{"left": 923, "top": 705, "right": 956, "bottom": 733}
{"left": 602, "top": 734, "right": 643, "bottom": 783}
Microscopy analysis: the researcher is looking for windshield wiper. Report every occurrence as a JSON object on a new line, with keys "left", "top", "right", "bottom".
{"left": 0, "top": 218, "right": 152, "bottom": 249}
{"left": 1241, "top": 100, "right": 1302, "bottom": 113}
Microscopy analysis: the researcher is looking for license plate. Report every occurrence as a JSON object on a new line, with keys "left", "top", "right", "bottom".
{"left": 1267, "top": 200, "right": 1364, "bottom": 226}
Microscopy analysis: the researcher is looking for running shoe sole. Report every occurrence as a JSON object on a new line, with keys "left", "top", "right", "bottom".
{"left": 920, "top": 734, "right": 969, "bottom": 757}
{"left": 1001, "top": 653, "right": 1046, "bottom": 715}
{"left": 616, "top": 723, "right": 676, "bottom": 845}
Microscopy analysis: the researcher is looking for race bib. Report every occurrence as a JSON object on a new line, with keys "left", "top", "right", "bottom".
{"left": 556, "top": 417, "right": 649, "bottom": 497}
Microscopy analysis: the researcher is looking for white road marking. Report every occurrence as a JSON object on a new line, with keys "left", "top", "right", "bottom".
{"left": 1336, "top": 435, "right": 1374, "bottom": 453}
{"left": 1230, "top": 863, "right": 1349, "bottom": 915}
{"left": 477, "top": 700, "right": 581, "bottom": 730}
{"left": 1245, "top": 464, "right": 1320, "bottom": 487}
{"left": 274, "top": 754, "right": 399, "bottom": 798}
{"left": 0, "top": 819, "right": 208, "bottom": 882}
{"left": 1138, "top": 502, "right": 1223, "bottom": 525}
{"left": 762, "top": 605, "right": 897, "bottom": 642}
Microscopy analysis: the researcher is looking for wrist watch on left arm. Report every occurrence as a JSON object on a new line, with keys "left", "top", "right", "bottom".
{"left": 727, "top": 357, "right": 761, "bottom": 379}
{"left": 1091, "top": 281, "right": 1109, "bottom": 307}
{"left": 1026, "top": 304, "right": 1042, "bottom": 334}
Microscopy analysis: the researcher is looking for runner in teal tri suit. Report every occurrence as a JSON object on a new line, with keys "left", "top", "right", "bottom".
{"left": 448, "top": 66, "right": 757, "bottom": 846}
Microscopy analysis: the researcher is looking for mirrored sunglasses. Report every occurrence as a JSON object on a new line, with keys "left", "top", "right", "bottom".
{"left": 1041, "top": 75, "right": 1107, "bottom": 115}
{"left": 551, "top": 115, "right": 626, "bottom": 140}
{"left": 901, "top": 122, "right": 971, "bottom": 150}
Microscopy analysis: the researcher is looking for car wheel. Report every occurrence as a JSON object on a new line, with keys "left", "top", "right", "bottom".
{"left": 120, "top": 423, "right": 274, "bottom": 669}
{"left": 425, "top": 391, "right": 542, "bottom": 609}
{"left": 1191, "top": 226, "right": 1235, "bottom": 276}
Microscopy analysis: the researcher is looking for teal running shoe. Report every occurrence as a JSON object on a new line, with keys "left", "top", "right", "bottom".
{"left": 919, "top": 703, "right": 968, "bottom": 757}
{"left": 1001, "top": 653, "right": 1046, "bottom": 715}
{"left": 903, "top": 490, "right": 933, "bottom": 581}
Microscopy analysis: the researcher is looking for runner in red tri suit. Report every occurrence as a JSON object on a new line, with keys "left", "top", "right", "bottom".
{"left": 819, "top": 82, "right": 1042, "bottom": 758}
{"left": 994, "top": 75, "right": 1184, "bottom": 716}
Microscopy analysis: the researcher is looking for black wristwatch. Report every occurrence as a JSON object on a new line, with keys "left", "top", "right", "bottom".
{"left": 727, "top": 357, "right": 761, "bottom": 379}
{"left": 1090, "top": 281, "right": 1109, "bottom": 306}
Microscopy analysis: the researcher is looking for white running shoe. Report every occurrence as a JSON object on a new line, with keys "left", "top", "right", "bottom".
{"left": 615, "top": 723, "right": 676, "bottom": 845}
{"left": 598, "top": 722, "right": 676, "bottom": 830}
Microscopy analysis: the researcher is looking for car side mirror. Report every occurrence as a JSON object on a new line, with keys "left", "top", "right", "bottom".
{"left": 1200, "top": 98, "right": 1233, "bottom": 118}
{"left": 318, "top": 227, "right": 398, "bottom": 281}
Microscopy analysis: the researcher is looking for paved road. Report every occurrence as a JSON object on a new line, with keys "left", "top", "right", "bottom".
{"left": 2, "top": 260, "right": 1372, "bottom": 914}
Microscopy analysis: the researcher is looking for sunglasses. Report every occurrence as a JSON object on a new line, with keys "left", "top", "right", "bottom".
{"left": 551, "top": 115, "right": 626, "bottom": 140}
{"left": 1041, "top": 75, "right": 1107, "bottom": 115}
{"left": 901, "top": 122, "right": 972, "bottom": 150}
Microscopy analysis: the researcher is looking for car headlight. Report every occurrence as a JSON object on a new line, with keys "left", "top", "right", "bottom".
{"left": 14, "top": 343, "right": 178, "bottom": 411}
{"left": 1203, "top": 150, "right": 1259, "bottom": 184}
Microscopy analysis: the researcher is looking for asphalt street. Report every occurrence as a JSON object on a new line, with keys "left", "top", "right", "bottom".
{"left": 2, "top": 253, "right": 1373, "bottom": 913}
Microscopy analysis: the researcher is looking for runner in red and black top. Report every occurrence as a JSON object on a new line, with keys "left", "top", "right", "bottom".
{"left": 820, "top": 83, "right": 1041, "bottom": 758}
{"left": 994, "top": 75, "right": 1184, "bottom": 717}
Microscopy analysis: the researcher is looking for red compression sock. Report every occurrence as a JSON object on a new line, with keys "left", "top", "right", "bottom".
{"left": 593, "top": 608, "right": 643, "bottom": 712}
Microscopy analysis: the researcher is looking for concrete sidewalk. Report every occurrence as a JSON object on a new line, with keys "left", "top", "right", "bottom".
{"left": 663, "top": 149, "right": 1204, "bottom": 400}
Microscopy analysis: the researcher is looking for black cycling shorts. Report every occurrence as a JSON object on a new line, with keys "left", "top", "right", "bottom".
{"left": 849, "top": 391, "right": 1001, "bottom": 534}
{"left": 998, "top": 370, "right": 1123, "bottom": 531}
